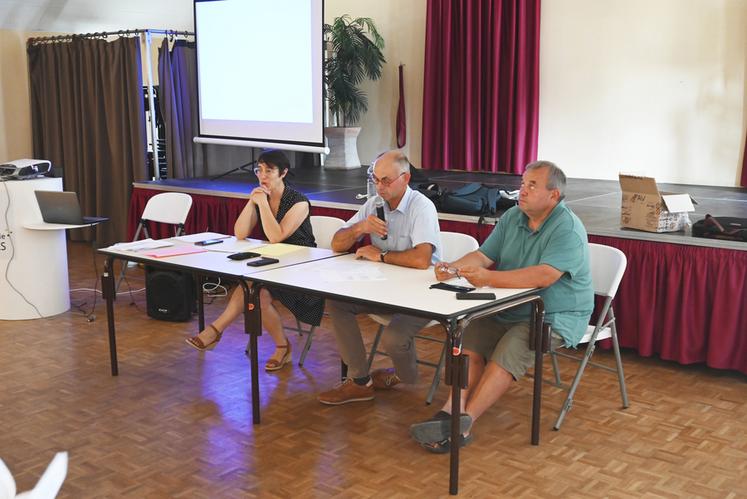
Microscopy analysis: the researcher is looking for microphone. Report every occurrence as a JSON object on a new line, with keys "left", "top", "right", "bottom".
{"left": 374, "top": 196, "right": 387, "bottom": 240}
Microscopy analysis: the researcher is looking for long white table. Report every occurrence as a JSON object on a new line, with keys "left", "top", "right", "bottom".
{"left": 97, "top": 237, "right": 341, "bottom": 421}
{"left": 247, "top": 254, "right": 546, "bottom": 496}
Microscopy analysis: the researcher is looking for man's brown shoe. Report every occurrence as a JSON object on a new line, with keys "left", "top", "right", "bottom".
{"left": 318, "top": 378, "right": 375, "bottom": 405}
{"left": 371, "top": 368, "right": 401, "bottom": 390}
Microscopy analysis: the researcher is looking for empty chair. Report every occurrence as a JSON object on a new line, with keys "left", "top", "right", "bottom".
{"left": 548, "top": 242, "right": 629, "bottom": 430}
{"left": 367, "top": 231, "right": 480, "bottom": 404}
{"left": 117, "top": 192, "right": 193, "bottom": 289}
{"left": 0, "top": 451, "right": 68, "bottom": 499}
{"left": 291, "top": 215, "right": 345, "bottom": 366}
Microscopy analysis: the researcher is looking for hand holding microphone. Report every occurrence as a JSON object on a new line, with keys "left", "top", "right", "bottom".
{"left": 374, "top": 196, "right": 388, "bottom": 240}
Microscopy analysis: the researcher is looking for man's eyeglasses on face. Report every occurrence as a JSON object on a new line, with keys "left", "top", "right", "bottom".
{"left": 371, "top": 172, "right": 405, "bottom": 186}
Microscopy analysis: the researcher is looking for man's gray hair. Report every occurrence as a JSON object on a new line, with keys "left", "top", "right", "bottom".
{"left": 526, "top": 160, "right": 566, "bottom": 200}
{"left": 374, "top": 150, "right": 411, "bottom": 175}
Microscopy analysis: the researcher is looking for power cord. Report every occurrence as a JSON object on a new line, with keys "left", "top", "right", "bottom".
{"left": 1, "top": 180, "right": 43, "bottom": 318}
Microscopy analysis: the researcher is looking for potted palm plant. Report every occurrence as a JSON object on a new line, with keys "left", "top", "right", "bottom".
{"left": 324, "top": 15, "right": 386, "bottom": 169}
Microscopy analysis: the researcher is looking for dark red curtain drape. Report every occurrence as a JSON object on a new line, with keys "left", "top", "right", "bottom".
{"left": 421, "top": 0, "right": 540, "bottom": 174}
{"left": 28, "top": 37, "right": 147, "bottom": 245}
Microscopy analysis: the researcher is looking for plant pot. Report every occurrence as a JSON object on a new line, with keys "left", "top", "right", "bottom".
{"left": 324, "top": 127, "right": 362, "bottom": 169}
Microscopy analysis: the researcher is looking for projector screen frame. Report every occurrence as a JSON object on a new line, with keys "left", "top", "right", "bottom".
{"left": 192, "top": 0, "right": 327, "bottom": 154}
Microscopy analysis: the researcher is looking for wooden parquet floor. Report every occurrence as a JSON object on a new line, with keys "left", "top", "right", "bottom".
{"left": 1, "top": 242, "right": 746, "bottom": 498}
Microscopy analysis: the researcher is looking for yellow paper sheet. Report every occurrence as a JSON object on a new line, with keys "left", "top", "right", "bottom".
{"left": 257, "top": 243, "right": 304, "bottom": 256}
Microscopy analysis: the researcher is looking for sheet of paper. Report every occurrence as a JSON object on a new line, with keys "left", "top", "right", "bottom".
{"left": 314, "top": 260, "right": 386, "bottom": 282}
{"left": 174, "top": 232, "right": 230, "bottom": 243}
{"left": 108, "top": 238, "right": 174, "bottom": 252}
{"left": 204, "top": 238, "right": 267, "bottom": 253}
{"left": 142, "top": 246, "right": 208, "bottom": 258}
{"left": 256, "top": 243, "right": 304, "bottom": 256}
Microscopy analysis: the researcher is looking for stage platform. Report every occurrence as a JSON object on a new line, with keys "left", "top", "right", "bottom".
{"left": 128, "top": 167, "right": 747, "bottom": 376}
{"left": 133, "top": 166, "right": 747, "bottom": 251}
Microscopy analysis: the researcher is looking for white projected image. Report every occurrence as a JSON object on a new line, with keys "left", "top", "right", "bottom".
{"left": 194, "top": 0, "right": 323, "bottom": 146}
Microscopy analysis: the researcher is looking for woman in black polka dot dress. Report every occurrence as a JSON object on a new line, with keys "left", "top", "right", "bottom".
{"left": 186, "top": 150, "right": 324, "bottom": 371}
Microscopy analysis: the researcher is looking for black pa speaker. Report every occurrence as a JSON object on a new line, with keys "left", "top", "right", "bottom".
{"left": 145, "top": 267, "right": 195, "bottom": 321}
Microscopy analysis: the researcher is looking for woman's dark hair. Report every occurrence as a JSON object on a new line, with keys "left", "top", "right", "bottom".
{"left": 257, "top": 149, "right": 290, "bottom": 172}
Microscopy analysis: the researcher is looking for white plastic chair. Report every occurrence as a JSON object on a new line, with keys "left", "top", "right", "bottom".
{"left": 0, "top": 452, "right": 68, "bottom": 498}
{"left": 367, "top": 231, "right": 480, "bottom": 404}
{"left": 548, "top": 243, "right": 630, "bottom": 430}
{"left": 117, "top": 192, "right": 193, "bottom": 290}
{"left": 293, "top": 216, "right": 346, "bottom": 366}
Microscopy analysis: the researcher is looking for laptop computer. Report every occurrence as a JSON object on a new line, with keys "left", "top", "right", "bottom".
{"left": 34, "top": 190, "right": 108, "bottom": 225}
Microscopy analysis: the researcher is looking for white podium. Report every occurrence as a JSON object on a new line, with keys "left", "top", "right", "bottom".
{"left": 0, "top": 177, "right": 71, "bottom": 320}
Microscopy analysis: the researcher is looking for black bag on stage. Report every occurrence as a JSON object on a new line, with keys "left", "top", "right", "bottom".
{"left": 437, "top": 183, "right": 518, "bottom": 218}
{"left": 692, "top": 215, "right": 747, "bottom": 242}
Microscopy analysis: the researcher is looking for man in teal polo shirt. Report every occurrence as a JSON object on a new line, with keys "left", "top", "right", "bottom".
{"left": 410, "top": 160, "right": 593, "bottom": 453}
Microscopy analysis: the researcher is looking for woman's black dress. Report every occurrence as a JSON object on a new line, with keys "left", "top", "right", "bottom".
{"left": 258, "top": 186, "right": 324, "bottom": 326}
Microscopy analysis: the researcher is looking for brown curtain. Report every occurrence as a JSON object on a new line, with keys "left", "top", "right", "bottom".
{"left": 158, "top": 38, "right": 207, "bottom": 179}
{"left": 27, "top": 36, "right": 147, "bottom": 245}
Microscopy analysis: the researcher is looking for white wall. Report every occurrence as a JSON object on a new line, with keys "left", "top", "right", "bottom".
{"left": 0, "top": 30, "right": 33, "bottom": 162}
{"left": 538, "top": 0, "right": 747, "bottom": 185}
{"left": 324, "top": 0, "right": 427, "bottom": 168}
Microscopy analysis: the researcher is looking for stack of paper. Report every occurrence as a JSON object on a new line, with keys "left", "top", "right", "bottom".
{"left": 108, "top": 239, "right": 174, "bottom": 252}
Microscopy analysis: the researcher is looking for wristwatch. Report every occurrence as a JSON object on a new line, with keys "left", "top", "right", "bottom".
{"left": 380, "top": 250, "right": 389, "bottom": 262}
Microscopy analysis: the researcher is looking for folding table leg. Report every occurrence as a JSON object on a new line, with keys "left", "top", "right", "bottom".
{"left": 241, "top": 281, "right": 262, "bottom": 424}
{"left": 102, "top": 257, "right": 118, "bottom": 376}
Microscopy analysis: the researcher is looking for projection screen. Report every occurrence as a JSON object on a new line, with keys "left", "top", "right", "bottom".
{"left": 193, "top": 0, "right": 326, "bottom": 153}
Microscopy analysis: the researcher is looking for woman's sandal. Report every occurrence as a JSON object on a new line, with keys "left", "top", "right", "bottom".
{"left": 185, "top": 324, "right": 223, "bottom": 352}
{"left": 265, "top": 338, "right": 291, "bottom": 372}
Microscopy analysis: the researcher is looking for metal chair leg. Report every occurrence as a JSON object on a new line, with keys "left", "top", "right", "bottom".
{"left": 425, "top": 337, "right": 448, "bottom": 405}
{"left": 298, "top": 325, "right": 316, "bottom": 367}
{"left": 609, "top": 309, "right": 629, "bottom": 408}
{"left": 550, "top": 341, "right": 562, "bottom": 386}
{"left": 366, "top": 325, "right": 385, "bottom": 371}
{"left": 116, "top": 223, "right": 147, "bottom": 292}
{"left": 553, "top": 330, "right": 599, "bottom": 431}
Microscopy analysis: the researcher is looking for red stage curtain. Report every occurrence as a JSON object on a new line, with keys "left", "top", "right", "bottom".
{"left": 421, "top": 0, "right": 541, "bottom": 174}
{"left": 590, "top": 236, "right": 747, "bottom": 375}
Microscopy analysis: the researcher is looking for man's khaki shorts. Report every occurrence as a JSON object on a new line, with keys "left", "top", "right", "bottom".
{"left": 461, "top": 317, "right": 563, "bottom": 380}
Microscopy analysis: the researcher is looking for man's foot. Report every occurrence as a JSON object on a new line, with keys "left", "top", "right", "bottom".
{"left": 420, "top": 434, "right": 473, "bottom": 454}
{"left": 371, "top": 368, "right": 401, "bottom": 390}
{"left": 317, "top": 378, "right": 374, "bottom": 405}
{"left": 409, "top": 412, "right": 472, "bottom": 444}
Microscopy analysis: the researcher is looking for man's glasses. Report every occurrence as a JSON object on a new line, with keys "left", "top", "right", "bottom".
{"left": 370, "top": 172, "right": 405, "bottom": 186}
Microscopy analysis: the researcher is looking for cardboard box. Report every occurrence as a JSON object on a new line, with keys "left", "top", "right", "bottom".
{"left": 619, "top": 174, "right": 696, "bottom": 233}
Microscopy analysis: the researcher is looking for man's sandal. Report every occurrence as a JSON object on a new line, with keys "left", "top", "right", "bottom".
{"left": 420, "top": 434, "right": 474, "bottom": 454}
{"left": 409, "top": 411, "right": 473, "bottom": 444}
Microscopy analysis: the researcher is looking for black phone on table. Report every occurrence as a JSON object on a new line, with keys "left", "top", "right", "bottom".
{"left": 429, "top": 282, "right": 476, "bottom": 293}
{"left": 246, "top": 256, "right": 280, "bottom": 267}
{"left": 227, "top": 251, "right": 261, "bottom": 260}
{"left": 456, "top": 292, "right": 497, "bottom": 300}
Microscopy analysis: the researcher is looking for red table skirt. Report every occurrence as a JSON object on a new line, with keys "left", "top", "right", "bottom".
{"left": 129, "top": 188, "right": 747, "bottom": 374}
